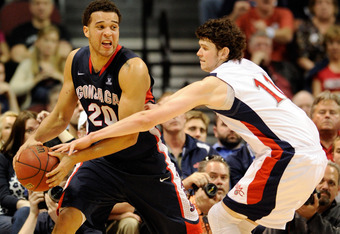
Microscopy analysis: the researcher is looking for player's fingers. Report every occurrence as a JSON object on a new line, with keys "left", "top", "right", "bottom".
{"left": 69, "top": 145, "right": 76, "bottom": 156}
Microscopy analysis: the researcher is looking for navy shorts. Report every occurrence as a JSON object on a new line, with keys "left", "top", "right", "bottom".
{"left": 60, "top": 148, "right": 201, "bottom": 233}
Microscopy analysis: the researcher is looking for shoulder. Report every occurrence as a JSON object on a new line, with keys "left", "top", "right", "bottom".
{"left": 274, "top": 7, "right": 294, "bottom": 17}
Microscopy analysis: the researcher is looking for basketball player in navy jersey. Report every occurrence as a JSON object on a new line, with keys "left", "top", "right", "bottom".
{"left": 13, "top": 0, "right": 201, "bottom": 233}
{"left": 52, "top": 17, "right": 328, "bottom": 233}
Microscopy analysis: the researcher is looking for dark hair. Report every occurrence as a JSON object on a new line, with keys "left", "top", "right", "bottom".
{"left": 82, "top": 0, "right": 122, "bottom": 26}
{"left": 195, "top": 17, "right": 246, "bottom": 61}
{"left": 308, "top": 0, "right": 339, "bottom": 17}
{"left": 2, "top": 111, "right": 37, "bottom": 158}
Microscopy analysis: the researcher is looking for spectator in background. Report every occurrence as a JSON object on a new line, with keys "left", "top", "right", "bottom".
{"left": 183, "top": 156, "right": 230, "bottom": 234}
{"left": 294, "top": 0, "right": 339, "bottom": 74}
{"left": 8, "top": 0, "right": 72, "bottom": 64}
{"left": 292, "top": 90, "right": 314, "bottom": 117}
{"left": 310, "top": 25, "right": 340, "bottom": 96}
{"left": 0, "top": 62, "right": 19, "bottom": 114}
{"left": 213, "top": 114, "right": 243, "bottom": 160}
{"left": 159, "top": 92, "right": 218, "bottom": 179}
{"left": 334, "top": 136, "right": 340, "bottom": 166}
{"left": 198, "top": 0, "right": 225, "bottom": 24}
{"left": 0, "top": 111, "right": 38, "bottom": 234}
{"left": 0, "top": 111, "right": 17, "bottom": 149}
{"left": 10, "top": 25, "right": 64, "bottom": 111}
{"left": 0, "top": 30, "right": 10, "bottom": 64}
{"left": 248, "top": 31, "right": 299, "bottom": 97}
{"left": 333, "top": 136, "right": 340, "bottom": 203}
{"left": 311, "top": 90, "right": 340, "bottom": 161}
{"left": 264, "top": 161, "right": 340, "bottom": 234}
{"left": 236, "top": 0, "right": 294, "bottom": 62}
{"left": 226, "top": 143, "right": 255, "bottom": 189}
{"left": 185, "top": 110, "right": 210, "bottom": 142}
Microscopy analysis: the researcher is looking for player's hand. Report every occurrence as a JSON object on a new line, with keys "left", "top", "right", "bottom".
{"left": 13, "top": 138, "right": 43, "bottom": 171}
{"left": 46, "top": 151, "right": 75, "bottom": 187}
{"left": 51, "top": 136, "right": 93, "bottom": 156}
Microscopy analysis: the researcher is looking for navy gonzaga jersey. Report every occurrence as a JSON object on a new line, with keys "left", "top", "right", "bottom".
{"left": 72, "top": 45, "right": 157, "bottom": 162}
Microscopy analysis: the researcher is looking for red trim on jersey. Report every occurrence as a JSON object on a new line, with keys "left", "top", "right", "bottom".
{"left": 56, "top": 162, "right": 83, "bottom": 215}
{"left": 145, "top": 88, "right": 154, "bottom": 104}
{"left": 241, "top": 121, "right": 284, "bottom": 205}
{"left": 185, "top": 221, "right": 203, "bottom": 234}
{"left": 88, "top": 44, "right": 122, "bottom": 75}
{"left": 153, "top": 130, "right": 185, "bottom": 216}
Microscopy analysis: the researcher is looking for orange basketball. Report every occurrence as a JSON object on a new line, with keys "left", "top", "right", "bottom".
{"left": 15, "top": 145, "right": 59, "bottom": 191}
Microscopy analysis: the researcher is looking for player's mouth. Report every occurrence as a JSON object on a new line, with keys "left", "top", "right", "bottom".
{"left": 102, "top": 40, "right": 112, "bottom": 48}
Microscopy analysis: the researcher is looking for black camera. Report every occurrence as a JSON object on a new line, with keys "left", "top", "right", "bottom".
{"left": 304, "top": 190, "right": 321, "bottom": 205}
{"left": 38, "top": 186, "right": 64, "bottom": 209}
{"left": 192, "top": 183, "right": 218, "bottom": 198}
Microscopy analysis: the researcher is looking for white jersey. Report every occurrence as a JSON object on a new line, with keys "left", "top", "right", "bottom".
{"left": 210, "top": 59, "right": 327, "bottom": 229}
{"left": 211, "top": 58, "right": 321, "bottom": 158}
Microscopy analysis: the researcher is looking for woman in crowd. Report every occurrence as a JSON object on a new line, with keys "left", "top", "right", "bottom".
{"left": 10, "top": 25, "right": 65, "bottom": 110}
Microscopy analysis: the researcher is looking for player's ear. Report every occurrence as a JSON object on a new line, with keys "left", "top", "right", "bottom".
{"left": 83, "top": 26, "right": 89, "bottom": 38}
{"left": 220, "top": 47, "right": 229, "bottom": 61}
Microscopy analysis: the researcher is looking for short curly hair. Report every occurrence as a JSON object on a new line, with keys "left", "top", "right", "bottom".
{"left": 195, "top": 17, "right": 246, "bottom": 61}
{"left": 82, "top": 0, "right": 122, "bottom": 26}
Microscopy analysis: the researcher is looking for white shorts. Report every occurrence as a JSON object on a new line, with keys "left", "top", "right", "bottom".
{"left": 224, "top": 146, "right": 327, "bottom": 229}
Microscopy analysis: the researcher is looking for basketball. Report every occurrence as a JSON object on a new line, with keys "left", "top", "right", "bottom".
{"left": 15, "top": 145, "right": 59, "bottom": 191}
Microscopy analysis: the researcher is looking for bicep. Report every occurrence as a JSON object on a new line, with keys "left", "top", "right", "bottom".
{"left": 118, "top": 58, "right": 151, "bottom": 119}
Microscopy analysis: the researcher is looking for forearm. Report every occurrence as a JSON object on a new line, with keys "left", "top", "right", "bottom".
{"left": 273, "top": 28, "right": 293, "bottom": 44}
{"left": 18, "top": 212, "right": 38, "bottom": 234}
{"left": 34, "top": 114, "right": 70, "bottom": 143}
{"left": 72, "top": 134, "right": 138, "bottom": 164}
{"left": 88, "top": 111, "right": 154, "bottom": 143}
{"left": 7, "top": 90, "right": 20, "bottom": 113}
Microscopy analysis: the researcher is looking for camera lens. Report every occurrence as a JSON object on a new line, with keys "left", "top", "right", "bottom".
{"left": 48, "top": 186, "right": 63, "bottom": 203}
{"left": 204, "top": 183, "right": 218, "bottom": 198}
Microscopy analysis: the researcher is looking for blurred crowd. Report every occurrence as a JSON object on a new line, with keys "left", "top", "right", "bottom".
{"left": 0, "top": 0, "right": 338, "bottom": 233}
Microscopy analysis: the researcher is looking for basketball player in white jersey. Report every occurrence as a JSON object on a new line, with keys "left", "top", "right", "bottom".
{"left": 50, "top": 17, "right": 328, "bottom": 234}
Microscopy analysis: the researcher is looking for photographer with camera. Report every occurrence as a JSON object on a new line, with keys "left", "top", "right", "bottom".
{"left": 264, "top": 160, "right": 340, "bottom": 234}
{"left": 183, "top": 155, "right": 229, "bottom": 233}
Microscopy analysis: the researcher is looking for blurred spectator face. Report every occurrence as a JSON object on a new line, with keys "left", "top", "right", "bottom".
{"left": 292, "top": 91, "right": 314, "bottom": 117}
{"left": 313, "top": 0, "right": 336, "bottom": 21}
{"left": 248, "top": 34, "right": 272, "bottom": 65}
{"left": 312, "top": 100, "right": 340, "bottom": 131}
{"left": 185, "top": 118, "right": 207, "bottom": 142}
{"left": 333, "top": 139, "right": 340, "bottom": 166}
{"left": 36, "top": 30, "right": 60, "bottom": 58}
{"left": 0, "top": 63, "right": 5, "bottom": 82}
{"left": 1, "top": 116, "right": 16, "bottom": 144}
{"left": 316, "top": 165, "right": 339, "bottom": 206}
{"left": 30, "top": 0, "right": 54, "bottom": 21}
{"left": 214, "top": 116, "right": 242, "bottom": 148}
{"left": 327, "top": 39, "right": 340, "bottom": 61}
{"left": 24, "top": 118, "right": 39, "bottom": 142}
{"left": 255, "top": 0, "right": 276, "bottom": 13}
{"left": 205, "top": 161, "right": 229, "bottom": 196}
{"left": 312, "top": 100, "right": 340, "bottom": 132}
{"left": 162, "top": 114, "right": 186, "bottom": 133}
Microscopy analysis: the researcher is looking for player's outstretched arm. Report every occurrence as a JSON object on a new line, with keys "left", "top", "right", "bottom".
{"left": 53, "top": 76, "right": 229, "bottom": 156}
